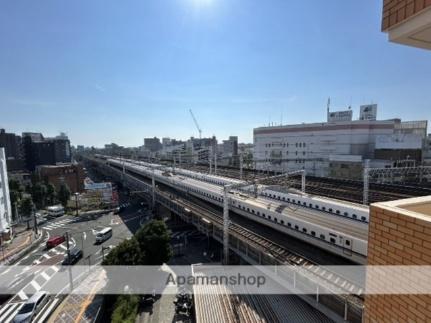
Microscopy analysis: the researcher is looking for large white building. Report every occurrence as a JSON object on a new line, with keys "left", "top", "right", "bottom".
{"left": 0, "top": 148, "right": 12, "bottom": 238}
{"left": 253, "top": 106, "right": 427, "bottom": 176}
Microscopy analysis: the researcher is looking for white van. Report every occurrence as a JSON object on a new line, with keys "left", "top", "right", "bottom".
{"left": 46, "top": 205, "right": 65, "bottom": 217}
{"left": 95, "top": 227, "right": 112, "bottom": 244}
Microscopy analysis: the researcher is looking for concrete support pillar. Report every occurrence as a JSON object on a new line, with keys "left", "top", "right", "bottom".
{"left": 152, "top": 172, "right": 156, "bottom": 210}
{"left": 301, "top": 170, "right": 306, "bottom": 193}
{"left": 223, "top": 186, "right": 230, "bottom": 265}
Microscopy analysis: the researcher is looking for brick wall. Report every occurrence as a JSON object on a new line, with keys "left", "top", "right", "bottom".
{"left": 382, "top": 0, "right": 431, "bottom": 31}
{"left": 364, "top": 203, "right": 431, "bottom": 322}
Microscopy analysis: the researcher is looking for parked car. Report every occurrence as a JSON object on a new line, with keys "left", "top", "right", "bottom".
{"left": 13, "top": 291, "right": 48, "bottom": 323}
{"left": 46, "top": 235, "right": 65, "bottom": 249}
{"left": 62, "top": 247, "right": 83, "bottom": 265}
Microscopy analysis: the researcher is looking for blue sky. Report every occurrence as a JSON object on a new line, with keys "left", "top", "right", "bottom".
{"left": 0, "top": 0, "right": 430, "bottom": 147}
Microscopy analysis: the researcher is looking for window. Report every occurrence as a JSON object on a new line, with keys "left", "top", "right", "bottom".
{"left": 287, "top": 222, "right": 291, "bottom": 227}
{"left": 281, "top": 220, "right": 284, "bottom": 225}
{"left": 294, "top": 225, "right": 299, "bottom": 230}
{"left": 309, "top": 203, "right": 313, "bottom": 207}
{"left": 345, "top": 240, "right": 351, "bottom": 246}
{"left": 330, "top": 238, "right": 336, "bottom": 244}
{"left": 329, "top": 208, "right": 333, "bottom": 213}
{"left": 315, "top": 205, "right": 319, "bottom": 209}
{"left": 352, "top": 214, "right": 357, "bottom": 219}
{"left": 302, "top": 228, "right": 307, "bottom": 233}
{"left": 274, "top": 218, "right": 278, "bottom": 223}
{"left": 268, "top": 216, "right": 271, "bottom": 220}
{"left": 344, "top": 212, "right": 348, "bottom": 216}
{"left": 257, "top": 212, "right": 260, "bottom": 216}
{"left": 361, "top": 216, "right": 367, "bottom": 221}
{"left": 336, "top": 210, "right": 340, "bottom": 214}
{"left": 311, "top": 231, "right": 316, "bottom": 236}
{"left": 320, "top": 234, "right": 325, "bottom": 240}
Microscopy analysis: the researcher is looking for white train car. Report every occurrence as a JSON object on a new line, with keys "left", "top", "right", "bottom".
{"left": 106, "top": 157, "right": 368, "bottom": 263}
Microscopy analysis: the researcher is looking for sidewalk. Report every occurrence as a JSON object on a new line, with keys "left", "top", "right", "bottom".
{"left": 48, "top": 269, "right": 106, "bottom": 323}
{"left": 0, "top": 229, "right": 36, "bottom": 263}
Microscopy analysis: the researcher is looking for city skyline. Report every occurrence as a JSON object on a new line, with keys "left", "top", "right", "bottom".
{"left": 1, "top": 0, "right": 430, "bottom": 147}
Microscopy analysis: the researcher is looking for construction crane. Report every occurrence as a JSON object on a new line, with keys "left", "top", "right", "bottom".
{"left": 189, "top": 109, "right": 202, "bottom": 139}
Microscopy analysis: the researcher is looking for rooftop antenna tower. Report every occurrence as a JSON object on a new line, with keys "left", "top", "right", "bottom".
{"left": 326, "top": 97, "right": 331, "bottom": 121}
{"left": 189, "top": 109, "right": 202, "bottom": 139}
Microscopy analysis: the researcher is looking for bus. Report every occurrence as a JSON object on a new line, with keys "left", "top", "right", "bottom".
{"left": 95, "top": 227, "right": 112, "bottom": 244}
{"left": 46, "top": 205, "right": 65, "bottom": 217}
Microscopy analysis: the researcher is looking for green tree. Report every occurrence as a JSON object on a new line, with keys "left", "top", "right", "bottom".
{"left": 102, "top": 237, "right": 142, "bottom": 266}
{"left": 57, "top": 184, "right": 71, "bottom": 208}
{"left": 8, "top": 179, "right": 22, "bottom": 193}
{"left": 19, "top": 197, "right": 34, "bottom": 218}
{"left": 32, "top": 183, "right": 47, "bottom": 209}
{"left": 46, "top": 184, "right": 57, "bottom": 205}
{"left": 111, "top": 295, "right": 139, "bottom": 323}
{"left": 135, "top": 220, "right": 172, "bottom": 265}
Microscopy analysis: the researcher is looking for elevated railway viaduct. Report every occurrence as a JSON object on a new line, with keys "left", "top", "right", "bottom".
{"left": 84, "top": 156, "right": 365, "bottom": 323}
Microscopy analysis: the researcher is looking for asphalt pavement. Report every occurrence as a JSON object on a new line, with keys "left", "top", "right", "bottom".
{"left": 0, "top": 201, "right": 147, "bottom": 323}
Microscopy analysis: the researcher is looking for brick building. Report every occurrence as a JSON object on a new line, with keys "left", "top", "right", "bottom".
{"left": 364, "top": 196, "right": 431, "bottom": 322}
{"left": 37, "top": 164, "right": 85, "bottom": 193}
{"left": 382, "top": 0, "right": 431, "bottom": 50}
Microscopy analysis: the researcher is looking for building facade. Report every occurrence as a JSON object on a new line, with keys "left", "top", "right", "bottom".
{"left": 37, "top": 164, "right": 85, "bottom": 193}
{"left": 364, "top": 196, "right": 431, "bottom": 322}
{"left": 0, "top": 129, "right": 25, "bottom": 171}
{"left": 382, "top": 0, "right": 431, "bottom": 50}
{"left": 144, "top": 137, "right": 162, "bottom": 152}
{"left": 0, "top": 148, "right": 12, "bottom": 239}
{"left": 253, "top": 107, "right": 428, "bottom": 176}
{"left": 222, "top": 136, "right": 238, "bottom": 157}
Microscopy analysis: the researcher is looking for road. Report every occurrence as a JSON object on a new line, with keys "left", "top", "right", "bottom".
{"left": 0, "top": 201, "right": 146, "bottom": 323}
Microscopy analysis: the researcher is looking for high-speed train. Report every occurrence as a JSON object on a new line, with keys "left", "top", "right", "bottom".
{"left": 101, "top": 156, "right": 369, "bottom": 263}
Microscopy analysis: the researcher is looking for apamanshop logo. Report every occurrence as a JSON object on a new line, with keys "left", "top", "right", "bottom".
{"left": 166, "top": 273, "right": 266, "bottom": 288}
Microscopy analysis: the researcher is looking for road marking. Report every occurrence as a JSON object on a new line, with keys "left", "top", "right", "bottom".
{"left": 83, "top": 232, "right": 87, "bottom": 240}
{"left": 30, "top": 280, "right": 42, "bottom": 291}
{"left": 18, "top": 290, "right": 28, "bottom": 300}
{"left": 0, "top": 303, "right": 22, "bottom": 322}
{"left": 34, "top": 298, "right": 61, "bottom": 323}
{"left": 42, "top": 254, "right": 51, "bottom": 259}
{"left": 41, "top": 272, "right": 50, "bottom": 280}
{"left": 59, "top": 244, "right": 67, "bottom": 250}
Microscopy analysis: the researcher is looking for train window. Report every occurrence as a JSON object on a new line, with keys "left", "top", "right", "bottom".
{"left": 311, "top": 231, "right": 316, "bottom": 236}
{"left": 292, "top": 199, "right": 296, "bottom": 203}
{"left": 336, "top": 210, "right": 340, "bottom": 214}
{"left": 263, "top": 214, "right": 266, "bottom": 218}
{"left": 247, "top": 208, "right": 250, "bottom": 212}
{"left": 303, "top": 202, "right": 306, "bottom": 206}
{"left": 297, "top": 200, "right": 301, "bottom": 205}
{"left": 287, "top": 222, "right": 291, "bottom": 227}
{"left": 352, "top": 214, "right": 357, "bottom": 219}
{"left": 274, "top": 218, "right": 278, "bottom": 223}
{"left": 282, "top": 197, "right": 286, "bottom": 201}
{"left": 320, "top": 234, "right": 325, "bottom": 240}
{"left": 329, "top": 208, "right": 333, "bottom": 213}
{"left": 257, "top": 212, "right": 260, "bottom": 216}
{"left": 302, "top": 228, "right": 307, "bottom": 233}
{"left": 361, "top": 216, "right": 367, "bottom": 221}
{"left": 281, "top": 220, "right": 284, "bottom": 225}
{"left": 330, "top": 238, "right": 336, "bottom": 244}
{"left": 345, "top": 240, "right": 351, "bottom": 246}
{"left": 268, "top": 216, "right": 271, "bottom": 220}
{"left": 287, "top": 198, "right": 290, "bottom": 202}
{"left": 315, "top": 205, "right": 319, "bottom": 209}
{"left": 252, "top": 210, "right": 255, "bottom": 214}
{"left": 344, "top": 212, "right": 348, "bottom": 216}
{"left": 294, "top": 225, "right": 299, "bottom": 230}
{"left": 309, "top": 203, "right": 313, "bottom": 207}
{"left": 322, "top": 206, "right": 326, "bottom": 211}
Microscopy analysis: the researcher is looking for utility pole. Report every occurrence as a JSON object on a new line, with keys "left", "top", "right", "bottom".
{"left": 363, "top": 159, "right": 370, "bottom": 205}
{"left": 75, "top": 193, "right": 79, "bottom": 217}
{"left": 209, "top": 148, "right": 213, "bottom": 175}
{"left": 223, "top": 186, "right": 230, "bottom": 265}
{"left": 240, "top": 154, "right": 243, "bottom": 180}
{"left": 151, "top": 170, "right": 156, "bottom": 210}
{"left": 33, "top": 207, "right": 38, "bottom": 237}
{"left": 214, "top": 151, "right": 217, "bottom": 175}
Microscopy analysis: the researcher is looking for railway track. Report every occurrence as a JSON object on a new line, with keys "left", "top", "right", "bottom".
{"left": 178, "top": 164, "right": 431, "bottom": 204}
{"left": 169, "top": 191, "right": 364, "bottom": 306}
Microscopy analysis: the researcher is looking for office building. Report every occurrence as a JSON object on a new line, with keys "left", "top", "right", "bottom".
{"left": 0, "top": 129, "right": 25, "bottom": 171}
{"left": 36, "top": 164, "right": 85, "bottom": 193}
{"left": 144, "top": 137, "right": 162, "bottom": 152}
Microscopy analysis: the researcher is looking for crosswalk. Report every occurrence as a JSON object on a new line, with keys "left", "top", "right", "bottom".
{"left": 41, "top": 218, "right": 77, "bottom": 231}
{"left": 0, "top": 297, "right": 62, "bottom": 323}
